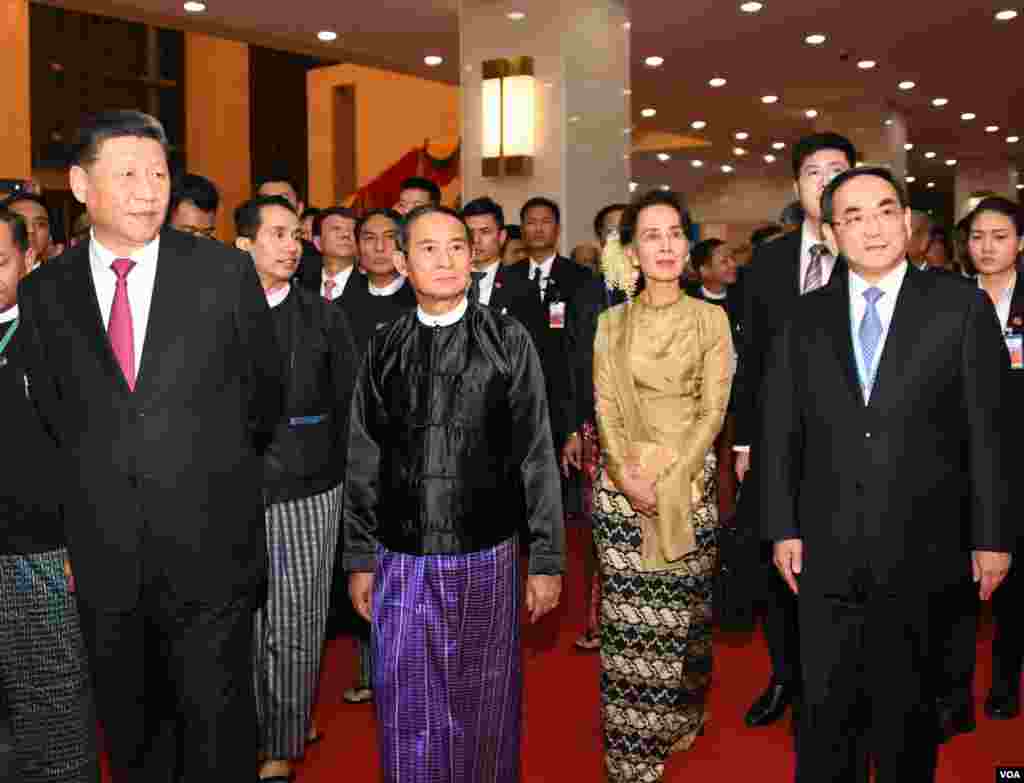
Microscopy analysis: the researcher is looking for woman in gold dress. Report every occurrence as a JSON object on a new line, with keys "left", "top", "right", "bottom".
{"left": 592, "top": 190, "right": 734, "bottom": 782}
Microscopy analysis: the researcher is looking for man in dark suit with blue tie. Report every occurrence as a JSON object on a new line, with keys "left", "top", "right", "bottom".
{"left": 17, "top": 111, "right": 285, "bottom": 782}
{"left": 758, "top": 166, "right": 1014, "bottom": 781}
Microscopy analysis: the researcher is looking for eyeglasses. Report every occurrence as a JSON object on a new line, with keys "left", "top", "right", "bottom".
{"left": 833, "top": 205, "right": 904, "bottom": 231}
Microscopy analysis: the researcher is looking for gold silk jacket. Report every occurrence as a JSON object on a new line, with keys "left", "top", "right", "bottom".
{"left": 594, "top": 294, "right": 734, "bottom": 571}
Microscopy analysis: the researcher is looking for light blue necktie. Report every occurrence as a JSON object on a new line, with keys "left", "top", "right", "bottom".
{"left": 858, "top": 287, "right": 884, "bottom": 397}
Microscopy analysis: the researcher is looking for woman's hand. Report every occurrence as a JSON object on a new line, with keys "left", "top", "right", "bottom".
{"left": 619, "top": 466, "right": 658, "bottom": 516}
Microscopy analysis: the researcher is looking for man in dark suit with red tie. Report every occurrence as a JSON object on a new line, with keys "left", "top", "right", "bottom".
{"left": 17, "top": 111, "right": 285, "bottom": 782}
{"left": 758, "top": 167, "right": 1013, "bottom": 781}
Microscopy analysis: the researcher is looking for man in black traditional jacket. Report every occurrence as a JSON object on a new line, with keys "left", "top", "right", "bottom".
{"left": 344, "top": 205, "right": 564, "bottom": 783}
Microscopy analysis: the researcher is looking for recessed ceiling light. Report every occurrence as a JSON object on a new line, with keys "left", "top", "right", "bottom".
{"left": 424, "top": 55, "right": 443, "bottom": 66}
{"left": 507, "top": 11, "right": 526, "bottom": 20}
{"left": 805, "top": 109, "right": 819, "bottom": 118}
{"left": 629, "top": 182, "right": 638, "bottom": 192}
{"left": 645, "top": 56, "right": 665, "bottom": 67}
{"left": 924, "top": 151, "right": 937, "bottom": 159}
{"left": 733, "top": 147, "right": 747, "bottom": 155}
{"left": 183, "top": 0, "right": 206, "bottom": 11}
{"left": 317, "top": 30, "right": 337, "bottom": 41}
{"left": 640, "top": 107, "right": 657, "bottom": 118}
{"left": 857, "top": 60, "right": 877, "bottom": 69}
{"left": 734, "top": 131, "right": 750, "bottom": 140}
{"left": 904, "top": 143, "right": 914, "bottom": 150}
{"left": 568, "top": 115, "right": 581, "bottom": 124}
{"left": 661, "top": 184, "right": 671, "bottom": 191}
{"left": 1009, "top": 135, "right": 1021, "bottom": 143}
{"left": 623, "top": 88, "right": 632, "bottom": 96}
{"left": 740, "top": 1, "right": 764, "bottom": 12}
{"left": 926, "top": 181, "right": 935, "bottom": 188}
{"left": 898, "top": 80, "right": 916, "bottom": 90}
{"left": 884, "top": 119, "right": 894, "bottom": 126}
{"left": 764, "top": 154, "right": 776, "bottom": 163}
{"left": 931, "top": 97, "right": 949, "bottom": 107}
{"left": 761, "top": 94, "right": 779, "bottom": 104}
{"left": 1018, "top": 183, "right": 1024, "bottom": 190}
{"left": 691, "top": 120, "right": 708, "bottom": 130}
{"left": 995, "top": 9, "right": 1018, "bottom": 20}
{"left": 721, "top": 164, "right": 735, "bottom": 173}
{"left": 960, "top": 112, "right": 976, "bottom": 121}
{"left": 906, "top": 176, "right": 916, "bottom": 183}
{"left": 772, "top": 141, "right": 786, "bottom": 150}
{"left": 691, "top": 160, "right": 704, "bottom": 168}
{"left": 657, "top": 153, "right": 671, "bottom": 162}
{"left": 804, "top": 33, "right": 827, "bottom": 45}
{"left": 709, "top": 77, "right": 728, "bottom": 88}
{"left": 623, "top": 21, "right": 631, "bottom": 30}
{"left": 945, "top": 159, "right": 957, "bottom": 166}
{"left": 986, "top": 125, "right": 1000, "bottom": 133}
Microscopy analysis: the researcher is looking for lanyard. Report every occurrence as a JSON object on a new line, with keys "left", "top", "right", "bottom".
{"left": 0, "top": 318, "right": 18, "bottom": 361}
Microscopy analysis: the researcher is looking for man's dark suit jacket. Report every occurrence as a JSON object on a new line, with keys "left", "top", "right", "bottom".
{"left": 501, "top": 256, "right": 601, "bottom": 446}
{"left": 757, "top": 263, "right": 1013, "bottom": 595}
{"left": 686, "top": 279, "right": 744, "bottom": 412}
{"left": 340, "top": 274, "right": 417, "bottom": 354}
{"left": 17, "top": 228, "right": 285, "bottom": 611}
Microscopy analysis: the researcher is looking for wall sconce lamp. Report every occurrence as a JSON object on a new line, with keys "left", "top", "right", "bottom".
{"left": 482, "top": 56, "right": 535, "bottom": 177}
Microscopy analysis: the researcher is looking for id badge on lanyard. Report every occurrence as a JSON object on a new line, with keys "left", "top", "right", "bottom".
{"left": 1005, "top": 330, "right": 1023, "bottom": 370}
{"left": 549, "top": 301, "right": 566, "bottom": 329}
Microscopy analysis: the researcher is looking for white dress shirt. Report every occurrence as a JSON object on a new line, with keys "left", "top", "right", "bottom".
{"left": 849, "top": 262, "right": 907, "bottom": 403}
{"left": 799, "top": 221, "right": 837, "bottom": 293}
{"left": 0, "top": 304, "right": 17, "bottom": 324}
{"left": 979, "top": 271, "right": 1016, "bottom": 332}
{"left": 266, "top": 283, "right": 291, "bottom": 309}
{"left": 89, "top": 230, "right": 161, "bottom": 379}
{"left": 475, "top": 260, "right": 501, "bottom": 306}
{"left": 416, "top": 295, "right": 468, "bottom": 327}
{"left": 322, "top": 265, "right": 355, "bottom": 301}
{"left": 528, "top": 254, "right": 556, "bottom": 300}
{"left": 368, "top": 275, "right": 407, "bottom": 297}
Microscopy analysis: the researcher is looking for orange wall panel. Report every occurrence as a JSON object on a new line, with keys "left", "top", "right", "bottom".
{"left": 185, "top": 33, "right": 250, "bottom": 241}
{"left": 1, "top": 0, "right": 32, "bottom": 180}
{"left": 307, "top": 64, "right": 459, "bottom": 208}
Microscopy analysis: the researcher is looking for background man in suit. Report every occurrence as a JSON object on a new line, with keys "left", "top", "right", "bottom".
{"left": 1, "top": 193, "right": 54, "bottom": 266}
{"left": 760, "top": 166, "right": 1013, "bottom": 782}
{"left": 462, "top": 196, "right": 517, "bottom": 309}
{"left": 394, "top": 176, "right": 441, "bottom": 216}
{"left": 304, "top": 206, "right": 360, "bottom": 303}
{"left": 167, "top": 173, "right": 219, "bottom": 240}
{"left": 735, "top": 132, "right": 858, "bottom": 729}
{"left": 17, "top": 110, "right": 285, "bottom": 781}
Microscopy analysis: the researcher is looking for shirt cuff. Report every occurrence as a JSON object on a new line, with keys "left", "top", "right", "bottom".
{"left": 732, "top": 445, "right": 751, "bottom": 453}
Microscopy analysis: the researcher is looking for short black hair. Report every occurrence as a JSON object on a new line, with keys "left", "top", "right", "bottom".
{"left": 779, "top": 201, "right": 805, "bottom": 226}
{"left": 691, "top": 238, "right": 727, "bottom": 272}
{"left": 792, "top": 132, "right": 858, "bottom": 179}
{"left": 400, "top": 204, "right": 469, "bottom": 253}
{"left": 820, "top": 166, "right": 907, "bottom": 227}
{"left": 520, "top": 197, "right": 561, "bottom": 225}
{"left": 254, "top": 173, "right": 302, "bottom": 200}
{"left": 71, "top": 110, "right": 169, "bottom": 168}
{"left": 233, "top": 195, "right": 296, "bottom": 240}
{"left": 356, "top": 208, "right": 403, "bottom": 243}
{"left": 962, "top": 196, "right": 1024, "bottom": 237}
{"left": 750, "top": 224, "right": 783, "bottom": 247}
{"left": 0, "top": 208, "right": 30, "bottom": 254}
{"left": 399, "top": 177, "right": 441, "bottom": 205}
{"left": 594, "top": 203, "right": 628, "bottom": 240}
{"left": 461, "top": 196, "right": 505, "bottom": 229}
{"left": 618, "top": 190, "right": 693, "bottom": 246}
{"left": 170, "top": 173, "right": 219, "bottom": 215}
{"left": 503, "top": 224, "right": 521, "bottom": 243}
{"left": 313, "top": 206, "right": 359, "bottom": 238}
{"left": 0, "top": 192, "right": 51, "bottom": 221}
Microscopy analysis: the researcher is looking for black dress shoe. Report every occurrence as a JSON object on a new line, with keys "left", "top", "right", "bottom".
{"left": 745, "top": 681, "right": 794, "bottom": 727}
{"left": 937, "top": 700, "right": 976, "bottom": 743}
{"left": 984, "top": 688, "right": 1021, "bottom": 720}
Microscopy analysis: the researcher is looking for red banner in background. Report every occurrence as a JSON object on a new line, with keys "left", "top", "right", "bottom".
{"left": 348, "top": 141, "right": 461, "bottom": 213}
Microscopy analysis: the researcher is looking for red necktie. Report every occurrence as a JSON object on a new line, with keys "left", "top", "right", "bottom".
{"left": 323, "top": 279, "right": 337, "bottom": 302}
{"left": 109, "top": 258, "right": 136, "bottom": 390}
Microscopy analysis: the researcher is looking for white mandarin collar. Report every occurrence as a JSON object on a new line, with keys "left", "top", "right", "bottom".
{"left": 368, "top": 275, "right": 407, "bottom": 296}
{"left": 701, "top": 286, "right": 727, "bottom": 301}
{"left": 266, "top": 283, "right": 291, "bottom": 309}
{"left": 416, "top": 296, "right": 468, "bottom": 327}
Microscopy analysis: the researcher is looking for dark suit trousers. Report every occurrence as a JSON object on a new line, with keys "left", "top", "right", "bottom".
{"left": 76, "top": 567, "right": 257, "bottom": 783}
{"left": 992, "top": 560, "right": 1024, "bottom": 690}
{"left": 742, "top": 466, "right": 800, "bottom": 685}
{"left": 936, "top": 573, "right": 978, "bottom": 712}
{"left": 796, "top": 582, "right": 938, "bottom": 783}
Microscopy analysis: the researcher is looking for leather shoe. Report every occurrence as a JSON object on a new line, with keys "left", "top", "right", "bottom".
{"left": 937, "top": 699, "right": 975, "bottom": 743}
{"left": 745, "top": 681, "right": 793, "bottom": 727}
{"left": 984, "top": 687, "right": 1021, "bottom": 720}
